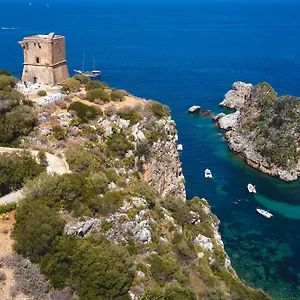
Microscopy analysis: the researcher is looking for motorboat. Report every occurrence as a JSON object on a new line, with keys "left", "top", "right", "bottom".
{"left": 204, "top": 168, "right": 212, "bottom": 179}
{"left": 247, "top": 183, "right": 256, "bottom": 193}
{"left": 256, "top": 208, "right": 273, "bottom": 219}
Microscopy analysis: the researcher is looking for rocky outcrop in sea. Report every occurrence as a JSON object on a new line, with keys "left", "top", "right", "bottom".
{"left": 215, "top": 81, "right": 300, "bottom": 181}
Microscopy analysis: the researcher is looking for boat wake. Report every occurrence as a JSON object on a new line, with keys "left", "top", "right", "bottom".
{"left": 1, "top": 27, "right": 18, "bottom": 30}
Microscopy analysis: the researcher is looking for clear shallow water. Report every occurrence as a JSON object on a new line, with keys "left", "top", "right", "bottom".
{"left": 1, "top": 1, "right": 300, "bottom": 298}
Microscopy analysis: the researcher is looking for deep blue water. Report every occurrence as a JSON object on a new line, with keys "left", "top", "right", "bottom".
{"left": 1, "top": 1, "right": 300, "bottom": 298}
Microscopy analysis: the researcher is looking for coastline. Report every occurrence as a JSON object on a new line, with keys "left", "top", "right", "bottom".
{"left": 214, "top": 81, "right": 300, "bottom": 182}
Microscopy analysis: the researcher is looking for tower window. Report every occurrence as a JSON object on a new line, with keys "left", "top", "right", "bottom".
{"left": 36, "top": 57, "right": 40, "bottom": 64}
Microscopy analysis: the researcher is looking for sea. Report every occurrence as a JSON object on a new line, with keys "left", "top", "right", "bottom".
{"left": 1, "top": 1, "right": 300, "bottom": 299}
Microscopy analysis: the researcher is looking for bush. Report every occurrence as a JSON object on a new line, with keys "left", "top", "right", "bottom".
{"left": 106, "top": 132, "right": 133, "bottom": 157}
{"left": 85, "top": 80, "right": 107, "bottom": 91}
{"left": 65, "top": 146, "right": 100, "bottom": 173}
{"left": 150, "top": 253, "right": 186, "bottom": 285}
{"left": 52, "top": 125, "right": 67, "bottom": 140}
{"left": 0, "top": 152, "right": 44, "bottom": 196}
{"left": 132, "top": 181, "right": 157, "bottom": 209}
{"left": 148, "top": 101, "right": 170, "bottom": 119}
{"left": 13, "top": 200, "right": 64, "bottom": 263}
{"left": 3, "top": 254, "right": 51, "bottom": 299}
{"left": 118, "top": 108, "right": 142, "bottom": 125}
{"left": 164, "top": 283, "right": 197, "bottom": 300}
{"left": 62, "top": 78, "right": 81, "bottom": 93}
{"left": 111, "top": 90, "right": 125, "bottom": 102}
{"left": 0, "top": 70, "right": 11, "bottom": 76}
{"left": 0, "top": 202, "right": 17, "bottom": 214}
{"left": 73, "top": 74, "right": 90, "bottom": 84}
{"left": 37, "top": 90, "right": 47, "bottom": 97}
{"left": 71, "top": 239, "right": 135, "bottom": 299}
{"left": 86, "top": 88, "right": 110, "bottom": 103}
{"left": 0, "top": 104, "right": 37, "bottom": 145}
{"left": 92, "top": 190, "right": 125, "bottom": 216}
{"left": 67, "top": 101, "right": 99, "bottom": 123}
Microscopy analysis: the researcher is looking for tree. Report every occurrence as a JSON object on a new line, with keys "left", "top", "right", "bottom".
{"left": 71, "top": 239, "right": 135, "bottom": 299}
{"left": 13, "top": 200, "right": 64, "bottom": 263}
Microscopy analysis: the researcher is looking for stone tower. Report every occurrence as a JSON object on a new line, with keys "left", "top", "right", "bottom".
{"left": 19, "top": 32, "right": 70, "bottom": 85}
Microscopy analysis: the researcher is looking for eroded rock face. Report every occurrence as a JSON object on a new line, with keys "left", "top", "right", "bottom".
{"left": 194, "top": 234, "right": 214, "bottom": 252}
{"left": 141, "top": 119, "right": 186, "bottom": 199}
{"left": 219, "top": 81, "right": 252, "bottom": 110}
{"left": 217, "top": 111, "right": 240, "bottom": 130}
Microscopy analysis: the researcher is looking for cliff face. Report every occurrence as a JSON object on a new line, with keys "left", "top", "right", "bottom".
{"left": 12, "top": 90, "right": 269, "bottom": 299}
{"left": 142, "top": 119, "right": 186, "bottom": 199}
{"left": 215, "top": 81, "right": 300, "bottom": 182}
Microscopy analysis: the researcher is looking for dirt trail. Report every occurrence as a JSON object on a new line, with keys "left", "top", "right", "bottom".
{"left": 0, "top": 212, "right": 28, "bottom": 300}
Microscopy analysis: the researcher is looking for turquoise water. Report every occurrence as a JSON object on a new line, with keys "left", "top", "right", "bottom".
{"left": 1, "top": 1, "right": 300, "bottom": 298}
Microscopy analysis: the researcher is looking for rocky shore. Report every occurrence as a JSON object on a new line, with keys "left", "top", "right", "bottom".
{"left": 214, "top": 81, "right": 300, "bottom": 182}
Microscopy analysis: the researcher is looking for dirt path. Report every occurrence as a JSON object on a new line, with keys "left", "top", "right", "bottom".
{"left": 0, "top": 147, "right": 70, "bottom": 205}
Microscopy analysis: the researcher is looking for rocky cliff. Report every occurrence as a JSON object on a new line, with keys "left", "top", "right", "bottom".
{"left": 215, "top": 81, "right": 300, "bottom": 182}
{"left": 8, "top": 81, "right": 270, "bottom": 300}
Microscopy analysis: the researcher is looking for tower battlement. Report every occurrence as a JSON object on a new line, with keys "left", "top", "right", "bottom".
{"left": 19, "top": 32, "right": 70, "bottom": 85}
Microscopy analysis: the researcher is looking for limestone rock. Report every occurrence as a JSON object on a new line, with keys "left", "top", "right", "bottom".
{"left": 137, "top": 228, "right": 151, "bottom": 243}
{"left": 194, "top": 234, "right": 214, "bottom": 252}
{"left": 220, "top": 81, "right": 252, "bottom": 110}
{"left": 217, "top": 111, "right": 240, "bottom": 130}
{"left": 188, "top": 105, "right": 201, "bottom": 113}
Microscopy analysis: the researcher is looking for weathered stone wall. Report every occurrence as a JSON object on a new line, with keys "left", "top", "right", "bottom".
{"left": 52, "top": 37, "right": 67, "bottom": 65}
{"left": 19, "top": 34, "right": 69, "bottom": 85}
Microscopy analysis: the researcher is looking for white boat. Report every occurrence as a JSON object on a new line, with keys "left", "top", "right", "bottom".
{"left": 256, "top": 208, "right": 273, "bottom": 219}
{"left": 177, "top": 144, "right": 183, "bottom": 151}
{"left": 74, "top": 54, "right": 101, "bottom": 78}
{"left": 247, "top": 183, "right": 256, "bottom": 193}
{"left": 204, "top": 168, "right": 212, "bottom": 179}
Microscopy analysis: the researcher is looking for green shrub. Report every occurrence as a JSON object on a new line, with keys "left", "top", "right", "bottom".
{"left": 92, "top": 190, "right": 125, "bottom": 216}
{"left": 86, "top": 88, "right": 110, "bottom": 102}
{"left": 106, "top": 132, "right": 133, "bottom": 157}
{"left": 37, "top": 90, "right": 47, "bottom": 97}
{"left": 13, "top": 200, "right": 64, "bottom": 263}
{"left": 52, "top": 125, "right": 67, "bottom": 140}
{"left": 148, "top": 101, "right": 170, "bottom": 119}
{"left": 132, "top": 181, "right": 157, "bottom": 209}
{"left": 0, "top": 74, "right": 18, "bottom": 91}
{"left": 0, "top": 151, "right": 44, "bottom": 197}
{"left": 111, "top": 90, "right": 125, "bottom": 102}
{"left": 118, "top": 109, "right": 142, "bottom": 125}
{"left": 164, "top": 283, "right": 197, "bottom": 300}
{"left": 73, "top": 74, "right": 90, "bottom": 84}
{"left": 0, "top": 202, "right": 17, "bottom": 214}
{"left": 140, "top": 289, "right": 165, "bottom": 300}
{"left": 67, "top": 101, "right": 99, "bottom": 123}
{"left": 150, "top": 253, "right": 186, "bottom": 285}
{"left": 62, "top": 78, "right": 81, "bottom": 93}
{"left": 0, "top": 70, "right": 11, "bottom": 76}
{"left": 85, "top": 80, "right": 107, "bottom": 91}
{"left": 71, "top": 239, "right": 135, "bottom": 299}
